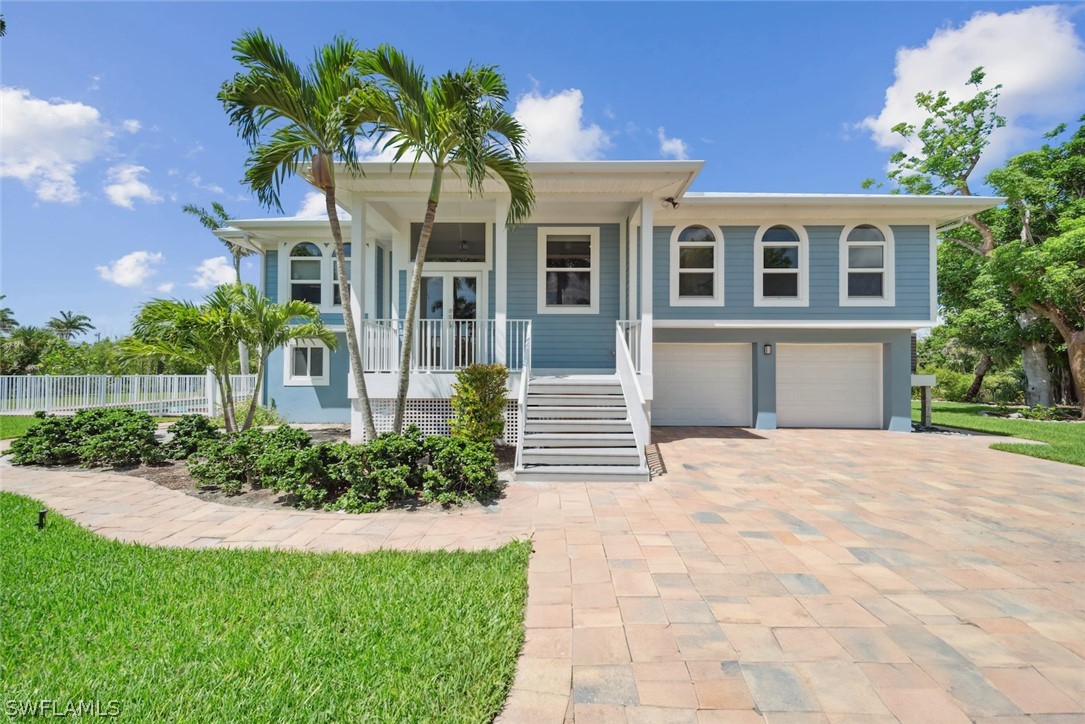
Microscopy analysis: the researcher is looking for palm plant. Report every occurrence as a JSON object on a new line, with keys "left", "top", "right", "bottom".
{"left": 356, "top": 45, "right": 535, "bottom": 432}
{"left": 47, "top": 310, "right": 95, "bottom": 341}
{"left": 1, "top": 327, "right": 56, "bottom": 374}
{"left": 182, "top": 202, "right": 254, "bottom": 283}
{"left": 218, "top": 30, "right": 378, "bottom": 439}
{"left": 0, "top": 296, "right": 17, "bottom": 334}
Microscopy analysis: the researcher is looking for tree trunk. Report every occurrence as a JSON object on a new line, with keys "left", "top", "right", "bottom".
{"left": 964, "top": 354, "right": 992, "bottom": 402}
{"left": 242, "top": 352, "right": 265, "bottom": 431}
{"left": 325, "top": 185, "right": 377, "bottom": 440}
{"left": 1068, "top": 330, "right": 1085, "bottom": 418}
{"left": 393, "top": 167, "right": 443, "bottom": 433}
{"left": 1021, "top": 341, "right": 1052, "bottom": 407}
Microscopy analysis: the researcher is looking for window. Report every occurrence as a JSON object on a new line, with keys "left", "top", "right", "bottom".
{"left": 289, "top": 242, "right": 323, "bottom": 304}
{"left": 537, "top": 227, "right": 599, "bottom": 314}
{"left": 332, "top": 243, "right": 352, "bottom": 307}
{"left": 755, "top": 224, "right": 808, "bottom": 306}
{"left": 840, "top": 224, "right": 894, "bottom": 306}
{"left": 670, "top": 225, "right": 723, "bottom": 306}
{"left": 283, "top": 340, "right": 329, "bottom": 386}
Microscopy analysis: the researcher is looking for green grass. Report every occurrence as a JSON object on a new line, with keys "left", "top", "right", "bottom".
{"left": 1, "top": 492, "right": 530, "bottom": 722}
{"left": 913, "top": 400, "right": 1085, "bottom": 467}
{"left": 0, "top": 415, "right": 39, "bottom": 439}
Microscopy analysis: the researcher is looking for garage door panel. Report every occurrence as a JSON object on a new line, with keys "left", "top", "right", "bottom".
{"left": 654, "top": 344, "right": 752, "bottom": 427}
{"left": 776, "top": 344, "right": 881, "bottom": 429}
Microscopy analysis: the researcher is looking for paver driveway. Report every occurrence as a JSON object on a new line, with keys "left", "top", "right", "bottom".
{"left": 4, "top": 428, "right": 1083, "bottom": 723}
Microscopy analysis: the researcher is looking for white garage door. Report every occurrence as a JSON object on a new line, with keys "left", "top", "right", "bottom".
{"left": 776, "top": 344, "right": 882, "bottom": 428}
{"left": 653, "top": 344, "right": 752, "bottom": 426}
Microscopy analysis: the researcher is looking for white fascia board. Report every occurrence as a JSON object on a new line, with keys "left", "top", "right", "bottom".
{"left": 653, "top": 319, "right": 935, "bottom": 330}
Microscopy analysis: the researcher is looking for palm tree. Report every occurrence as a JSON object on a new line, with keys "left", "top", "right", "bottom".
{"left": 0, "top": 296, "right": 17, "bottom": 334}
{"left": 47, "top": 310, "right": 95, "bottom": 341}
{"left": 218, "top": 30, "right": 378, "bottom": 439}
{"left": 182, "top": 202, "right": 254, "bottom": 283}
{"left": 357, "top": 46, "right": 534, "bottom": 432}
{"left": 232, "top": 284, "right": 336, "bottom": 430}
{"left": 1, "top": 327, "right": 55, "bottom": 374}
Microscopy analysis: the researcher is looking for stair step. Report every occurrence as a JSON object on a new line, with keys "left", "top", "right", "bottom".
{"left": 528, "top": 394, "right": 627, "bottom": 407}
{"left": 529, "top": 382, "right": 623, "bottom": 395}
{"left": 521, "top": 447, "right": 643, "bottom": 466}
{"left": 525, "top": 419, "right": 634, "bottom": 434}
{"left": 522, "top": 433, "right": 637, "bottom": 448}
{"left": 514, "top": 465, "right": 650, "bottom": 483}
{"left": 526, "top": 406, "right": 630, "bottom": 419}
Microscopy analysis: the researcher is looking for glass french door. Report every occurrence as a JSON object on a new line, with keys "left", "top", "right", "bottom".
{"left": 416, "top": 273, "right": 479, "bottom": 370}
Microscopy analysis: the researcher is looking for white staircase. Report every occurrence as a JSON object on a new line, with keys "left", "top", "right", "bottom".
{"left": 515, "top": 374, "right": 649, "bottom": 483}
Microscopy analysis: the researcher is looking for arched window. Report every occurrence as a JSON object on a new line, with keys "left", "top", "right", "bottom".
{"left": 755, "top": 224, "right": 808, "bottom": 306}
{"left": 670, "top": 224, "right": 723, "bottom": 306}
{"left": 289, "top": 242, "right": 322, "bottom": 304}
{"left": 840, "top": 224, "right": 894, "bottom": 306}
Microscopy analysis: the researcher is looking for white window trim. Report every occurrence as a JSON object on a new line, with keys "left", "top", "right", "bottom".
{"left": 536, "top": 226, "right": 600, "bottom": 315}
{"left": 839, "top": 223, "right": 895, "bottom": 307}
{"left": 669, "top": 224, "right": 724, "bottom": 307}
{"left": 754, "top": 224, "right": 809, "bottom": 307}
{"left": 283, "top": 339, "right": 330, "bottom": 387}
{"left": 278, "top": 240, "right": 352, "bottom": 313}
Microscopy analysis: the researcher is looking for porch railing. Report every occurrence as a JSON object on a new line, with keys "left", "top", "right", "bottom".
{"left": 617, "top": 320, "right": 642, "bottom": 373}
{"left": 615, "top": 322, "right": 650, "bottom": 454}
{"left": 361, "top": 319, "right": 532, "bottom": 373}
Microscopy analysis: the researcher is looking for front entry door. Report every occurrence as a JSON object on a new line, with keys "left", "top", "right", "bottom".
{"left": 418, "top": 273, "right": 479, "bottom": 369}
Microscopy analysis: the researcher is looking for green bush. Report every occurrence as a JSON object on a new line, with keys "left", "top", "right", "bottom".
{"left": 10, "top": 408, "right": 161, "bottom": 468}
{"left": 422, "top": 437, "right": 499, "bottom": 506}
{"left": 1021, "top": 405, "right": 1062, "bottom": 421}
{"left": 983, "top": 372, "right": 1024, "bottom": 405}
{"left": 165, "top": 414, "right": 221, "bottom": 459}
{"left": 918, "top": 366, "right": 1025, "bottom": 405}
{"left": 920, "top": 366, "right": 973, "bottom": 402}
{"left": 187, "top": 427, "right": 270, "bottom": 494}
{"left": 210, "top": 402, "right": 284, "bottom": 429}
{"left": 449, "top": 364, "right": 509, "bottom": 443}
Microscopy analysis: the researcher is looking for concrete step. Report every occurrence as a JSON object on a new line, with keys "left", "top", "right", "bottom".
{"left": 513, "top": 465, "right": 650, "bottom": 483}
{"left": 526, "top": 406, "right": 630, "bottom": 419}
{"left": 524, "top": 419, "right": 634, "bottom": 434}
{"left": 521, "top": 447, "right": 643, "bottom": 466}
{"left": 529, "top": 383, "right": 624, "bottom": 395}
{"left": 522, "top": 433, "right": 637, "bottom": 448}
{"left": 528, "top": 394, "right": 627, "bottom": 407}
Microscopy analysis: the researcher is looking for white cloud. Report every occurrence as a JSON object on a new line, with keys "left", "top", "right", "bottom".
{"left": 861, "top": 6, "right": 1085, "bottom": 166}
{"left": 156, "top": 282, "right": 175, "bottom": 294}
{"left": 357, "top": 136, "right": 403, "bottom": 162}
{"left": 104, "top": 163, "right": 162, "bottom": 209}
{"left": 657, "top": 127, "right": 690, "bottom": 160}
{"left": 513, "top": 88, "right": 609, "bottom": 161}
{"left": 296, "top": 191, "right": 328, "bottom": 218}
{"left": 121, "top": 119, "right": 141, "bottom": 134}
{"left": 189, "top": 174, "right": 224, "bottom": 194}
{"left": 0, "top": 86, "right": 114, "bottom": 203}
{"left": 190, "top": 257, "right": 236, "bottom": 289}
{"left": 96, "top": 251, "right": 164, "bottom": 288}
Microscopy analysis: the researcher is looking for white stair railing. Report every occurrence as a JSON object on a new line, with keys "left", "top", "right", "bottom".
{"left": 514, "top": 323, "right": 532, "bottom": 471}
{"left": 615, "top": 322, "right": 650, "bottom": 462}
{"left": 617, "top": 320, "right": 642, "bottom": 373}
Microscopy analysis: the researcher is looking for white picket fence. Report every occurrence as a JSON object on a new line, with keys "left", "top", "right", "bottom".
{"left": 0, "top": 373, "right": 258, "bottom": 416}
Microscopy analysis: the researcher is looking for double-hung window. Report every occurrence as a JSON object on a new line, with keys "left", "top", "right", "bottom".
{"left": 755, "top": 224, "right": 808, "bottom": 306}
{"left": 840, "top": 224, "right": 894, "bottom": 306}
{"left": 289, "top": 242, "right": 323, "bottom": 304}
{"left": 670, "top": 224, "right": 723, "bottom": 306}
{"left": 537, "top": 227, "right": 599, "bottom": 314}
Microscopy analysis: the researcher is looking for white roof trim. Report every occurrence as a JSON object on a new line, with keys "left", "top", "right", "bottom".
{"left": 653, "top": 319, "right": 933, "bottom": 330}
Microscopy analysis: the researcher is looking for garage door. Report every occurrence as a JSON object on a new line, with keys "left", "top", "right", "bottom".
{"left": 776, "top": 344, "right": 882, "bottom": 428}
{"left": 653, "top": 344, "right": 752, "bottom": 426}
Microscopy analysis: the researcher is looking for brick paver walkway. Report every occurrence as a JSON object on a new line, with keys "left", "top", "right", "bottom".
{"left": 4, "top": 428, "right": 1083, "bottom": 722}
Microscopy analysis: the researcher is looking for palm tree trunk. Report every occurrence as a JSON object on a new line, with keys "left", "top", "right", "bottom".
{"left": 963, "top": 354, "right": 993, "bottom": 402}
{"left": 242, "top": 354, "right": 265, "bottom": 431}
{"left": 325, "top": 185, "right": 377, "bottom": 439}
{"left": 220, "top": 372, "right": 237, "bottom": 433}
{"left": 393, "top": 167, "right": 443, "bottom": 433}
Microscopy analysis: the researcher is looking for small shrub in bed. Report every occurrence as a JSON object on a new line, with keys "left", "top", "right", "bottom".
{"left": 422, "top": 436, "right": 499, "bottom": 506}
{"left": 187, "top": 427, "right": 271, "bottom": 494}
{"left": 449, "top": 364, "right": 509, "bottom": 444}
{"left": 10, "top": 412, "right": 80, "bottom": 466}
{"left": 165, "top": 414, "right": 221, "bottom": 459}
{"left": 11, "top": 408, "right": 161, "bottom": 467}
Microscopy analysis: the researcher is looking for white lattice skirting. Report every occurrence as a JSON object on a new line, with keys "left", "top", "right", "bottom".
{"left": 364, "top": 399, "right": 520, "bottom": 445}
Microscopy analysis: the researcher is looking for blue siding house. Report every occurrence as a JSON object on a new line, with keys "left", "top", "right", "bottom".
{"left": 218, "top": 162, "right": 1001, "bottom": 481}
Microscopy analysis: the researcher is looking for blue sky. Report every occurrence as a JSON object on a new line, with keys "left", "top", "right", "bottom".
{"left": 2, "top": 2, "right": 1083, "bottom": 337}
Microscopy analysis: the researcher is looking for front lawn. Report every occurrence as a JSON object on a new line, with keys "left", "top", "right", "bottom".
{"left": 913, "top": 400, "right": 1085, "bottom": 467}
{"left": 0, "top": 492, "right": 530, "bottom": 722}
{"left": 0, "top": 415, "right": 39, "bottom": 440}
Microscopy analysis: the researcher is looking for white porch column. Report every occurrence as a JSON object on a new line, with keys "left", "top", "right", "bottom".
{"left": 628, "top": 216, "right": 638, "bottom": 326}
{"left": 364, "top": 224, "right": 377, "bottom": 320}
{"left": 639, "top": 198, "right": 653, "bottom": 396}
{"left": 619, "top": 216, "right": 627, "bottom": 321}
{"left": 349, "top": 196, "right": 366, "bottom": 332}
{"left": 494, "top": 197, "right": 508, "bottom": 365}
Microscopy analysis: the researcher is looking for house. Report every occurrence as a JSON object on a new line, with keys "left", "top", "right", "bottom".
{"left": 218, "top": 161, "right": 1002, "bottom": 482}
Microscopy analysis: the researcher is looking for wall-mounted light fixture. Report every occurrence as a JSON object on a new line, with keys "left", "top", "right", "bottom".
{"left": 763, "top": 344, "right": 773, "bottom": 356}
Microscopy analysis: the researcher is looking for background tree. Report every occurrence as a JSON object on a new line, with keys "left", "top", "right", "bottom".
{"left": 47, "top": 310, "right": 95, "bottom": 341}
{"left": 0, "top": 296, "right": 17, "bottom": 334}
{"left": 0, "top": 327, "right": 57, "bottom": 374}
{"left": 357, "top": 45, "right": 535, "bottom": 432}
{"left": 870, "top": 68, "right": 1084, "bottom": 416}
{"left": 219, "top": 30, "right": 377, "bottom": 438}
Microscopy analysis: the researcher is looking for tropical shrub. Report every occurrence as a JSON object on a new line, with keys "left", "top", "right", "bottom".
{"left": 212, "top": 402, "right": 284, "bottom": 429}
{"left": 10, "top": 413, "right": 80, "bottom": 466}
{"left": 422, "top": 436, "right": 498, "bottom": 506}
{"left": 983, "top": 372, "right": 1024, "bottom": 405}
{"left": 449, "top": 364, "right": 508, "bottom": 443}
{"left": 165, "top": 414, "right": 221, "bottom": 459}
{"left": 187, "top": 427, "right": 270, "bottom": 494}
{"left": 10, "top": 408, "right": 161, "bottom": 468}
